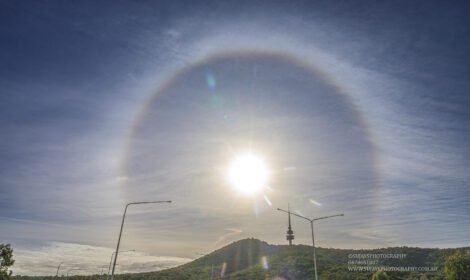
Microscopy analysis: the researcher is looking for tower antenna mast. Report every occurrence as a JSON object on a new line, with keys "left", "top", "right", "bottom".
{"left": 286, "top": 203, "right": 295, "bottom": 245}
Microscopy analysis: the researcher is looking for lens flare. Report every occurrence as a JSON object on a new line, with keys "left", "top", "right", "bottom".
{"left": 220, "top": 262, "right": 227, "bottom": 277}
{"left": 261, "top": 256, "right": 269, "bottom": 270}
{"left": 263, "top": 194, "right": 272, "bottom": 206}
{"left": 206, "top": 72, "right": 217, "bottom": 89}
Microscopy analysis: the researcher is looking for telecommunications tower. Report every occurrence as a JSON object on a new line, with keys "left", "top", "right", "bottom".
{"left": 286, "top": 204, "right": 294, "bottom": 245}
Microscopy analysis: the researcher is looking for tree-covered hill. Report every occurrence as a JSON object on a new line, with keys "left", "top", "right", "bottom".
{"left": 12, "top": 238, "right": 468, "bottom": 280}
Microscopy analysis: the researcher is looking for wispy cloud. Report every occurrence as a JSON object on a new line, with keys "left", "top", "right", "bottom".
{"left": 211, "top": 228, "right": 243, "bottom": 250}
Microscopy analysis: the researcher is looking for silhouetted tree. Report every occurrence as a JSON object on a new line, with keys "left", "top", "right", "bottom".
{"left": 445, "top": 251, "right": 470, "bottom": 280}
{"left": 0, "top": 244, "right": 15, "bottom": 280}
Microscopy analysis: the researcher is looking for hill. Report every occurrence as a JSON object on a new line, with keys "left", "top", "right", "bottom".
{"left": 13, "top": 238, "right": 468, "bottom": 280}
{"left": 127, "top": 238, "right": 461, "bottom": 279}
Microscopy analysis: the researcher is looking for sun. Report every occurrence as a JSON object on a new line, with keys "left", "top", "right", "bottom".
{"left": 228, "top": 153, "right": 268, "bottom": 195}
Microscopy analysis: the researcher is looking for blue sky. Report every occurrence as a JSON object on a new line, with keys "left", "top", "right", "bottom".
{"left": 1, "top": 0, "right": 469, "bottom": 276}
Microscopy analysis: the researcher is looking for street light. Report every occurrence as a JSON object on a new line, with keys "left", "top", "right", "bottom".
{"left": 55, "top": 262, "right": 63, "bottom": 278}
{"left": 277, "top": 208, "right": 344, "bottom": 280}
{"left": 107, "top": 250, "right": 135, "bottom": 280}
{"left": 110, "top": 200, "right": 172, "bottom": 280}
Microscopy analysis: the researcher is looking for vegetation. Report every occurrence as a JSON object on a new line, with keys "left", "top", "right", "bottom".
{"left": 444, "top": 250, "right": 470, "bottom": 280}
{"left": 11, "top": 239, "right": 470, "bottom": 280}
{"left": 371, "top": 270, "right": 389, "bottom": 280}
{"left": 0, "top": 244, "right": 15, "bottom": 280}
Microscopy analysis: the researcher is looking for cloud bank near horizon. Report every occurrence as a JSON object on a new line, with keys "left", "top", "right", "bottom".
{"left": 12, "top": 242, "right": 191, "bottom": 276}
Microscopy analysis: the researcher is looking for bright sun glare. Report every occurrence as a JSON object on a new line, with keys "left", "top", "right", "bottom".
{"left": 228, "top": 154, "right": 268, "bottom": 195}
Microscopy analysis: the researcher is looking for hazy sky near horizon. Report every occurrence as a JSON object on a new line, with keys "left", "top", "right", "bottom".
{"left": 1, "top": 0, "right": 469, "bottom": 276}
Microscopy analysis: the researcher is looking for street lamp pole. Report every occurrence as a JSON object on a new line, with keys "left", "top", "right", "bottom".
{"left": 107, "top": 250, "right": 135, "bottom": 280}
{"left": 110, "top": 200, "right": 172, "bottom": 280}
{"left": 277, "top": 208, "right": 343, "bottom": 280}
{"left": 55, "top": 262, "right": 63, "bottom": 278}
{"left": 310, "top": 220, "right": 318, "bottom": 280}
